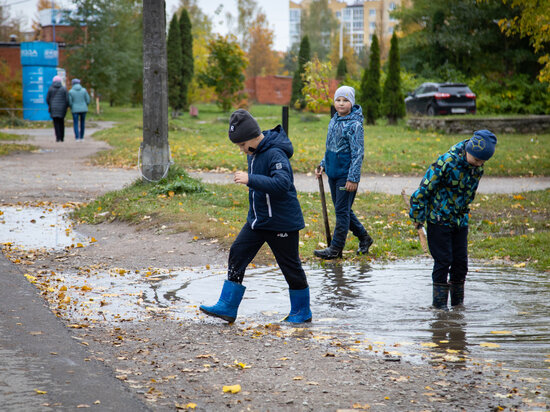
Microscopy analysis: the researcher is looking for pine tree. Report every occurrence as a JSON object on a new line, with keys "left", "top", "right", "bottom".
{"left": 381, "top": 33, "right": 405, "bottom": 125}
{"left": 167, "top": 14, "right": 183, "bottom": 117}
{"left": 291, "top": 36, "right": 310, "bottom": 110}
{"left": 336, "top": 57, "right": 347, "bottom": 83}
{"left": 179, "top": 9, "right": 194, "bottom": 111}
{"left": 361, "top": 34, "right": 381, "bottom": 125}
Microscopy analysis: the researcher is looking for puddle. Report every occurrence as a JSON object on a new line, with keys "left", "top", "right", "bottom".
{"left": 44, "top": 261, "right": 550, "bottom": 378}
{"left": 0, "top": 206, "right": 87, "bottom": 250}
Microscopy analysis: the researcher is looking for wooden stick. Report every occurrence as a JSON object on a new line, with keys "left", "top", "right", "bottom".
{"left": 317, "top": 168, "right": 332, "bottom": 246}
{"left": 401, "top": 189, "right": 429, "bottom": 254}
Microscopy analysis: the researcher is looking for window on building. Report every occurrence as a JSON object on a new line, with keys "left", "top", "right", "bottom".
{"left": 336, "top": 11, "right": 341, "bottom": 19}
{"left": 290, "top": 9, "right": 300, "bottom": 22}
{"left": 369, "top": 9, "right": 376, "bottom": 17}
{"left": 369, "top": 22, "right": 376, "bottom": 31}
{"left": 344, "top": 8, "right": 351, "bottom": 17}
{"left": 389, "top": 2, "right": 397, "bottom": 11}
{"left": 353, "top": 21, "right": 363, "bottom": 30}
{"left": 353, "top": 8, "right": 363, "bottom": 18}
{"left": 389, "top": 26, "right": 394, "bottom": 34}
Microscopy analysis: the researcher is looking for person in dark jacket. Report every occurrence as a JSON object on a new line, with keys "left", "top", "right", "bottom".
{"left": 409, "top": 130, "right": 497, "bottom": 310}
{"left": 314, "top": 86, "right": 373, "bottom": 259}
{"left": 200, "top": 109, "right": 312, "bottom": 324}
{"left": 46, "top": 75, "right": 69, "bottom": 142}
{"left": 68, "top": 78, "right": 91, "bottom": 140}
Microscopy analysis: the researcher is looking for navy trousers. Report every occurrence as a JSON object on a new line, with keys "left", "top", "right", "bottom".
{"left": 427, "top": 223, "right": 468, "bottom": 284}
{"left": 328, "top": 176, "right": 368, "bottom": 250}
{"left": 227, "top": 222, "right": 308, "bottom": 290}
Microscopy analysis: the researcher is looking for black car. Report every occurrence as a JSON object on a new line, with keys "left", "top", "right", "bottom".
{"left": 405, "top": 82, "right": 476, "bottom": 116}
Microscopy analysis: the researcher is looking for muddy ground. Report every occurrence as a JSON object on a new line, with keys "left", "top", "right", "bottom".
{"left": 1, "top": 124, "right": 548, "bottom": 411}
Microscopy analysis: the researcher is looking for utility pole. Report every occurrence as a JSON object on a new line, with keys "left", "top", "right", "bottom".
{"left": 141, "top": 0, "right": 171, "bottom": 182}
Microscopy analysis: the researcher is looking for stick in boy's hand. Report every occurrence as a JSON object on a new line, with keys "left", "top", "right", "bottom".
{"left": 316, "top": 166, "right": 332, "bottom": 246}
{"left": 401, "top": 189, "right": 429, "bottom": 254}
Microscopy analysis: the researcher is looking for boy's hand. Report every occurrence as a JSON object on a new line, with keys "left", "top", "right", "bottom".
{"left": 234, "top": 171, "right": 249, "bottom": 185}
{"left": 345, "top": 181, "right": 358, "bottom": 192}
{"left": 315, "top": 166, "right": 324, "bottom": 179}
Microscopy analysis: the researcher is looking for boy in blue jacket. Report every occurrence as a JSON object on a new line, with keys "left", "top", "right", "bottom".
{"left": 409, "top": 130, "right": 497, "bottom": 309}
{"left": 314, "top": 86, "right": 373, "bottom": 259}
{"left": 200, "top": 109, "right": 312, "bottom": 324}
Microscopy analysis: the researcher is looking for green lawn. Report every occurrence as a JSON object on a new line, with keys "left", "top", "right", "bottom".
{"left": 87, "top": 105, "right": 550, "bottom": 177}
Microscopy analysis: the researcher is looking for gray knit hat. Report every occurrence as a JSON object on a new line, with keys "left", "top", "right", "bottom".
{"left": 228, "top": 109, "right": 261, "bottom": 143}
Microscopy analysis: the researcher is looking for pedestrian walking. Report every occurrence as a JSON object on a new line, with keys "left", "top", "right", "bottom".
{"left": 46, "top": 75, "right": 68, "bottom": 142}
{"left": 314, "top": 86, "right": 373, "bottom": 259}
{"left": 200, "top": 109, "right": 312, "bottom": 324}
{"left": 68, "top": 78, "right": 91, "bottom": 141}
{"left": 409, "top": 130, "right": 498, "bottom": 310}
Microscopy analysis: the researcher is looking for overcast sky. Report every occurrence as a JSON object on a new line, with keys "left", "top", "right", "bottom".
{"left": 6, "top": 0, "right": 291, "bottom": 51}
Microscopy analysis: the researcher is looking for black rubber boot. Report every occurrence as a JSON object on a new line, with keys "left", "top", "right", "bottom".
{"left": 432, "top": 283, "right": 449, "bottom": 310}
{"left": 314, "top": 245, "right": 343, "bottom": 260}
{"left": 357, "top": 234, "right": 373, "bottom": 255}
{"left": 449, "top": 282, "right": 465, "bottom": 307}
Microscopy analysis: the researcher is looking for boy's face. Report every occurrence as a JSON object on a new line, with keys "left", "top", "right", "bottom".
{"left": 466, "top": 152, "right": 486, "bottom": 167}
{"left": 235, "top": 134, "right": 263, "bottom": 155}
{"left": 334, "top": 97, "right": 352, "bottom": 116}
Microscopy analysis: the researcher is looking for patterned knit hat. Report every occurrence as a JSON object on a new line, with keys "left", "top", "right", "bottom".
{"left": 466, "top": 130, "right": 497, "bottom": 161}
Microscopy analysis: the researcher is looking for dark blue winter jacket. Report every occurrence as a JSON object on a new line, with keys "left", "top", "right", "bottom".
{"left": 246, "top": 125, "right": 305, "bottom": 232}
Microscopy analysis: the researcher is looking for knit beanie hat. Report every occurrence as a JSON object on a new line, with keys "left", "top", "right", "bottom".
{"left": 52, "top": 75, "right": 62, "bottom": 83}
{"left": 228, "top": 109, "right": 261, "bottom": 143}
{"left": 72, "top": 78, "right": 80, "bottom": 85}
{"left": 334, "top": 86, "right": 355, "bottom": 106}
{"left": 466, "top": 130, "right": 497, "bottom": 161}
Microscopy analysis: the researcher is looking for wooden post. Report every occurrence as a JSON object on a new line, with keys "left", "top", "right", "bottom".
{"left": 141, "top": 0, "right": 170, "bottom": 182}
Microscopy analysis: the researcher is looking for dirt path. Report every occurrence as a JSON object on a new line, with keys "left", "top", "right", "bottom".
{"left": 1, "top": 124, "right": 547, "bottom": 411}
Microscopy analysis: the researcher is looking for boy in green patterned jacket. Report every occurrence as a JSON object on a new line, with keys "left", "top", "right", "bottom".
{"left": 409, "top": 130, "right": 497, "bottom": 310}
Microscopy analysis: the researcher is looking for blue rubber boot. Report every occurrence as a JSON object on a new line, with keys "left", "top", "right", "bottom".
{"left": 283, "top": 287, "right": 312, "bottom": 323}
{"left": 200, "top": 280, "right": 246, "bottom": 323}
{"left": 450, "top": 282, "right": 465, "bottom": 307}
{"left": 432, "top": 283, "right": 449, "bottom": 310}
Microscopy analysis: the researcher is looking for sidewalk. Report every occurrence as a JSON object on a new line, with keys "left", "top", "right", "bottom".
{"left": 190, "top": 171, "right": 550, "bottom": 195}
{"left": 0, "top": 255, "right": 150, "bottom": 411}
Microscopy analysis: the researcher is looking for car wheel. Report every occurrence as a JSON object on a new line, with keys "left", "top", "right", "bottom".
{"left": 427, "top": 105, "right": 435, "bottom": 116}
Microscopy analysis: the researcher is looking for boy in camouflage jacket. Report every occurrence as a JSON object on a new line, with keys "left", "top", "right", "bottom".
{"left": 409, "top": 130, "right": 497, "bottom": 309}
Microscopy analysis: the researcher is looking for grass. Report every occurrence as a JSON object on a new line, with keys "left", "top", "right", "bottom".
{"left": 0, "top": 132, "right": 36, "bottom": 156}
{"left": 72, "top": 165, "right": 550, "bottom": 271}
{"left": 86, "top": 105, "right": 550, "bottom": 177}
{"left": 4, "top": 105, "right": 547, "bottom": 270}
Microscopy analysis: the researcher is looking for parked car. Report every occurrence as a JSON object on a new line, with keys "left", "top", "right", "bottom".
{"left": 405, "top": 82, "right": 476, "bottom": 116}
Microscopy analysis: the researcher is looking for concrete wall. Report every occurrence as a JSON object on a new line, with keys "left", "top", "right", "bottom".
{"left": 407, "top": 116, "right": 550, "bottom": 134}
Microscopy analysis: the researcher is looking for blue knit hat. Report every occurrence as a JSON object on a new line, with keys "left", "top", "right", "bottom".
{"left": 72, "top": 78, "right": 80, "bottom": 85}
{"left": 334, "top": 86, "right": 355, "bottom": 106}
{"left": 466, "top": 130, "right": 497, "bottom": 161}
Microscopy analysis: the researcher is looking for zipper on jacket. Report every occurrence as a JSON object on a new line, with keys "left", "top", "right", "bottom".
{"left": 250, "top": 155, "right": 257, "bottom": 229}
{"left": 266, "top": 194, "right": 272, "bottom": 217}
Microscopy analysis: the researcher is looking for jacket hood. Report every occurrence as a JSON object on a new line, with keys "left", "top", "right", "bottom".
{"left": 334, "top": 104, "right": 363, "bottom": 123}
{"left": 449, "top": 140, "right": 470, "bottom": 164}
{"left": 52, "top": 81, "right": 62, "bottom": 88}
{"left": 255, "top": 125, "right": 293, "bottom": 159}
{"left": 71, "top": 84, "right": 83, "bottom": 91}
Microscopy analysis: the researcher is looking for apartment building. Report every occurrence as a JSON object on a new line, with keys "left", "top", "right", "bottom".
{"left": 289, "top": 0, "right": 402, "bottom": 53}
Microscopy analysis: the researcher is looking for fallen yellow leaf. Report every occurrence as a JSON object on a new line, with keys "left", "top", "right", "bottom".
{"left": 480, "top": 342, "right": 500, "bottom": 348}
{"left": 491, "top": 331, "right": 512, "bottom": 335}
{"left": 421, "top": 342, "right": 438, "bottom": 347}
{"left": 34, "top": 389, "right": 47, "bottom": 394}
{"left": 222, "top": 384, "right": 241, "bottom": 394}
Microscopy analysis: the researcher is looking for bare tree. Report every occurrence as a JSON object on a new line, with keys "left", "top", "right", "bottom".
{"left": 141, "top": 0, "right": 171, "bottom": 181}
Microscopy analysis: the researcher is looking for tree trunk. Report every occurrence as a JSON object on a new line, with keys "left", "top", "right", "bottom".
{"left": 141, "top": 0, "right": 170, "bottom": 182}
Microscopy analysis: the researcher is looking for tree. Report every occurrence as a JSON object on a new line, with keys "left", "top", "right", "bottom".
{"left": 246, "top": 13, "right": 280, "bottom": 78}
{"left": 496, "top": 0, "right": 550, "bottom": 84}
{"left": 198, "top": 35, "right": 248, "bottom": 112}
{"left": 179, "top": 9, "right": 194, "bottom": 110}
{"left": 336, "top": 58, "right": 347, "bottom": 82}
{"left": 301, "top": 57, "right": 332, "bottom": 113}
{"left": 381, "top": 33, "right": 405, "bottom": 125}
{"left": 300, "top": 0, "right": 338, "bottom": 61}
{"left": 167, "top": 14, "right": 183, "bottom": 117}
{"left": 0, "top": 3, "right": 23, "bottom": 42}
{"left": 142, "top": 0, "right": 170, "bottom": 182}
{"left": 360, "top": 33, "right": 381, "bottom": 125}
{"left": 67, "top": 0, "right": 142, "bottom": 106}
{"left": 395, "top": 0, "right": 541, "bottom": 80}
{"left": 291, "top": 35, "right": 310, "bottom": 110}
{"left": 236, "top": 0, "right": 258, "bottom": 51}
